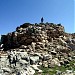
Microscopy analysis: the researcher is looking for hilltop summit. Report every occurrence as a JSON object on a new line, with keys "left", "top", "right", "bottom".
{"left": 1, "top": 23, "right": 65, "bottom": 49}
{"left": 1, "top": 23, "right": 75, "bottom": 51}
{"left": 0, "top": 23, "right": 75, "bottom": 75}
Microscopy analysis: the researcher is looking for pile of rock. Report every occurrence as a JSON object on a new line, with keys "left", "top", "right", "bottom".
{"left": 0, "top": 22, "right": 75, "bottom": 75}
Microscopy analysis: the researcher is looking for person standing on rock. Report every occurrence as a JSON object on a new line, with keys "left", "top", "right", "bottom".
{"left": 13, "top": 56, "right": 16, "bottom": 66}
{"left": 41, "top": 17, "right": 44, "bottom": 23}
{"left": 13, "top": 54, "right": 17, "bottom": 66}
{"left": 8, "top": 54, "right": 11, "bottom": 66}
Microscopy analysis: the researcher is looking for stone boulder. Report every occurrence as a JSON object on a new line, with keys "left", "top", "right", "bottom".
{"left": 51, "top": 58, "right": 60, "bottom": 66}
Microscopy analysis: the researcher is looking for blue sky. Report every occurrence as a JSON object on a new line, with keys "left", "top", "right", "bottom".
{"left": 0, "top": 0, "right": 74, "bottom": 37}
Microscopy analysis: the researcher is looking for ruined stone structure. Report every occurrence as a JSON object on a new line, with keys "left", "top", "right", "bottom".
{"left": 0, "top": 23, "right": 75, "bottom": 75}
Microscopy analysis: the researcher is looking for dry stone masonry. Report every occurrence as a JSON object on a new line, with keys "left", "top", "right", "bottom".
{"left": 0, "top": 22, "right": 75, "bottom": 75}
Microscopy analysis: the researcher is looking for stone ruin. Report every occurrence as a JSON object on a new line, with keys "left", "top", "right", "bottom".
{"left": 0, "top": 22, "right": 75, "bottom": 75}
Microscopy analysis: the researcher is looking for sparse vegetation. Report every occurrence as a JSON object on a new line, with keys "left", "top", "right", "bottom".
{"left": 34, "top": 60, "right": 75, "bottom": 75}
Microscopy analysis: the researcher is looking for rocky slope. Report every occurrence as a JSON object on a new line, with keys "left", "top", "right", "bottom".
{"left": 0, "top": 22, "right": 75, "bottom": 75}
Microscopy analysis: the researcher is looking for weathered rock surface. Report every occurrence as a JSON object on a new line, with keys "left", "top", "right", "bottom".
{"left": 0, "top": 22, "right": 75, "bottom": 75}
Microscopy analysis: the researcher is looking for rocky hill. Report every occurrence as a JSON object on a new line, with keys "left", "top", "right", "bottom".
{"left": 0, "top": 22, "right": 75, "bottom": 75}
